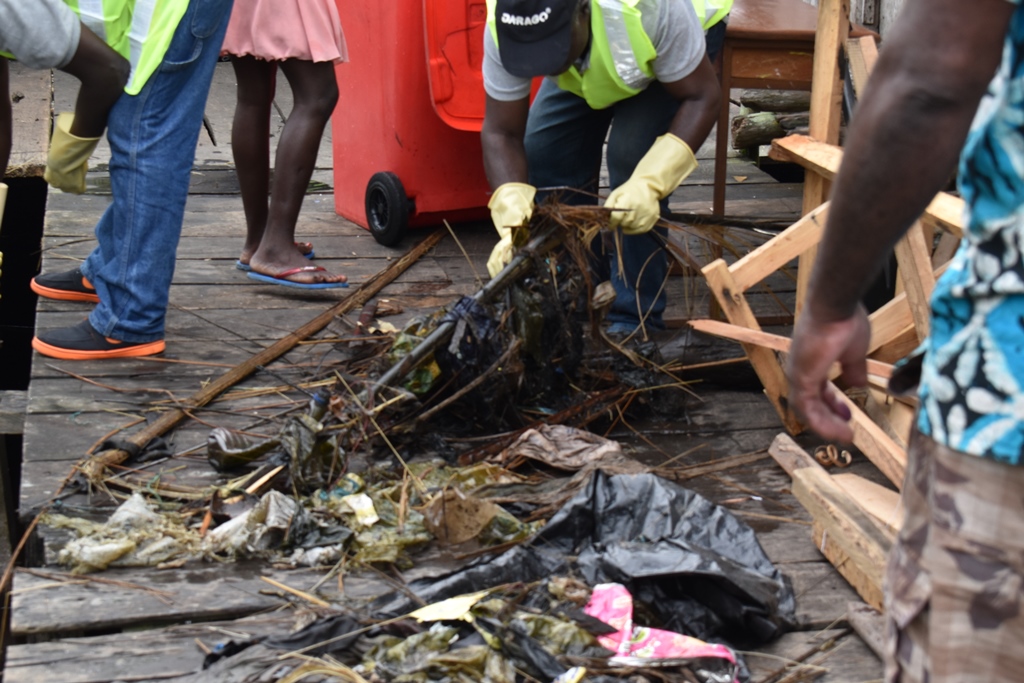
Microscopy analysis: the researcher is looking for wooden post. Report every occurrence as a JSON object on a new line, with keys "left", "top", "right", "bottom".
{"left": 796, "top": 0, "right": 851, "bottom": 315}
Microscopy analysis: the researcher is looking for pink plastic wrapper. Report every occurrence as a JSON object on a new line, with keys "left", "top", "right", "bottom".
{"left": 584, "top": 583, "right": 738, "bottom": 665}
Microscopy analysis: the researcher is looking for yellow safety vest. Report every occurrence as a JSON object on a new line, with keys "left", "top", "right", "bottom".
{"left": 486, "top": 0, "right": 658, "bottom": 110}
{"left": 692, "top": 0, "right": 732, "bottom": 30}
{"left": 67, "top": 0, "right": 189, "bottom": 95}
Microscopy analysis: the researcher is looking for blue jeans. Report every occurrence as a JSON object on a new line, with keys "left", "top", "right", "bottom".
{"left": 524, "top": 26, "right": 725, "bottom": 331}
{"left": 81, "top": 0, "right": 233, "bottom": 343}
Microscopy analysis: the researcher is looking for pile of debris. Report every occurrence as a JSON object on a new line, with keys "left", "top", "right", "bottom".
{"left": 34, "top": 204, "right": 796, "bottom": 682}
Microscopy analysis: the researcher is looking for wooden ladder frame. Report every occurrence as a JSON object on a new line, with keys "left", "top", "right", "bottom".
{"left": 698, "top": 0, "right": 966, "bottom": 489}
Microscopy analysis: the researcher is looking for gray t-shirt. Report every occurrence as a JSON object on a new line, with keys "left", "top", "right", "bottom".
{"left": 0, "top": 0, "right": 80, "bottom": 70}
{"left": 484, "top": 0, "right": 706, "bottom": 101}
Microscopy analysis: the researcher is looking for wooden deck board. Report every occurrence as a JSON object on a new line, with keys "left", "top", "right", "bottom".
{"left": 5, "top": 100, "right": 885, "bottom": 679}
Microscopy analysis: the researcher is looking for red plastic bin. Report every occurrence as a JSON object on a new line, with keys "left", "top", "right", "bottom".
{"left": 332, "top": 0, "right": 491, "bottom": 246}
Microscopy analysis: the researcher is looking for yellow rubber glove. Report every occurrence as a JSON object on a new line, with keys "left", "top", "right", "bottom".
{"left": 605, "top": 133, "right": 698, "bottom": 235}
{"left": 486, "top": 182, "right": 536, "bottom": 278}
{"left": 44, "top": 112, "right": 101, "bottom": 194}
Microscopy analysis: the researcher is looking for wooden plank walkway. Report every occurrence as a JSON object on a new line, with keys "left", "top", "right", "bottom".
{"left": 1, "top": 64, "right": 884, "bottom": 683}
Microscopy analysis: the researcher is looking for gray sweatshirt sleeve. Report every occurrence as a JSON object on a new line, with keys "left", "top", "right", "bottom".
{"left": 0, "top": 0, "right": 81, "bottom": 70}
{"left": 646, "top": 0, "right": 707, "bottom": 84}
{"left": 482, "top": 29, "right": 536, "bottom": 101}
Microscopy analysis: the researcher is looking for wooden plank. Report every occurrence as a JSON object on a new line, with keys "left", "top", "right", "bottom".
{"left": 808, "top": 0, "right": 850, "bottom": 148}
{"left": 892, "top": 222, "right": 936, "bottom": 340}
{"left": 922, "top": 192, "right": 966, "bottom": 239}
{"left": 771, "top": 135, "right": 966, "bottom": 240}
{"left": 0, "top": 390, "right": 27, "bottom": 434}
{"left": 794, "top": 466, "right": 891, "bottom": 612}
{"left": 770, "top": 134, "right": 844, "bottom": 182}
{"left": 768, "top": 432, "right": 820, "bottom": 477}
{"left": 846, "top": 602, "right": 886, "bottom": 661}
{"left": 5, "top": 64, "right": 51, "bottom": 178}
{"left": 746, "top": 627, "right": 883, "bottom": 683}
{"left": 867, "top": 260, "right": 950, "bottom": 355}
{"left": 4, "top": 613, "right": 294, "bottom": 683}
{"left": 845, "top": 35, "right": 879, "bottom": 97}
{"left": 701, "top": 259, "right": 803, "bottom": 433}
{"left": 796, "top": 0, "right": 850, "bottom": 312}
{"left": 730, "top": 202, "right": 829, "bottom": 291}
{"left": 812, "top": 521, "right": 885, "bottom": 613}
{"left": 783, "top": 561, "right": 864, "bottom": 629}
{"left": 834, "top": 387, "right": 907, "bottom": 489}
{"left": 932, "top": 230, "right": 961, "bottom": 269}
{"left": 833, "top": 472, "right": 903, "bottom": 536}
{"left": 855, "top": 387, "right": 909, "bottom": 450}
{"left": 8, "top": 564, "right": 390, "bottom": 637}
{"left": 688, "top": 318, "right": 894, "bottom": 379}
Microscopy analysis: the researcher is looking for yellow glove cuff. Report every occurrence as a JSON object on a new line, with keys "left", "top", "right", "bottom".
{"left": 488, "top": 182, "right": 536, "bottom": 239}
{"left": 635, "top": 133, "right": 698, "bottom": 200}
{"left": 44, "top": 112, "right": 101, "bottom": 194}
{"left": 605, "top": 134, "right": 698, "bottom": 234}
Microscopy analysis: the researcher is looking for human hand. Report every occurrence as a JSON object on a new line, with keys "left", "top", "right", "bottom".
{"left": 44, "top": 112, "right": 100, "bottom": 194}
{"left": 605, "top": 134, "right": 697, "bottom": 235}
{"left": 785, "top": 303, "right": 872, "bottom": 442}
{"left": 487, "top": 182, "right": 535, "bottom": 278}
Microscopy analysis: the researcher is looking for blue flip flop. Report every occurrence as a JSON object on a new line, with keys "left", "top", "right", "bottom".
{"left": 247, "top": 265, "right": 348, "bottom": 289}
{"left": 236, "top": 244, "right": 315, "bottom": 271}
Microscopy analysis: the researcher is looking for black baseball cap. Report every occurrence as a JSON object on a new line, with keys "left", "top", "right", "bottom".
{"left": 494, "top": 0, "right": 581, "bottom": 78}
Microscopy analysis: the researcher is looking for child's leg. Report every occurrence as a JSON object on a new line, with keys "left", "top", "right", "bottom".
{"left": 230, "top": 56, "right": 276, "bottom": 263}
{"left": 248, "top": 58, "right": 344, "bottom": 285}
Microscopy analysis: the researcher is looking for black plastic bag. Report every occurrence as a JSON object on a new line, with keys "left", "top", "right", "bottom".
{"left": 374, "top": 471, "right": 795, "bottom": 647}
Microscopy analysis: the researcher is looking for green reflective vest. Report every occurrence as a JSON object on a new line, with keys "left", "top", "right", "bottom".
{"left": 67, "top": 0, "right": 189, "bottom": 95}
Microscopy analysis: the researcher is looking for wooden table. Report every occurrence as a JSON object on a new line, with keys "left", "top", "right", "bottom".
{"left": 713, "top": 0, "right": 819, "bottom": 217}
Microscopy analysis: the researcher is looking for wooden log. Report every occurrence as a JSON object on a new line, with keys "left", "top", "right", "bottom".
{"left": 731, "top": 111, "right": 813, "bottom": 150}
{"left": 795, "top": 466, "right": 891, "bottom": 612}
{"left": 731, "top": 111, "right": 785, "bottom": 149}
{"left": 738, "top": 89, "right": 812, "bottom": 113}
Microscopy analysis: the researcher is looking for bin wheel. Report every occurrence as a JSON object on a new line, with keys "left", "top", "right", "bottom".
{"left": 365, "top": 172, "right": 410, "bottom": 246}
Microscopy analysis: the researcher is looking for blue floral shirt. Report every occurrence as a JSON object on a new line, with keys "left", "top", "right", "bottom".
{"left": 918, "top": 2, "right": 1024, "bottom": 465}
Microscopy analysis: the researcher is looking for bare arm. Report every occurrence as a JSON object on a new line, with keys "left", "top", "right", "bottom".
{"left": 481, "top": 94, "right": 531, "bottom": 189}
{"left": 60, "top": 23, "right": 129, "bottom": 138}
{"left": 661, "top": 54, "right": 721, "bottom": 152}
{"left": 787, "top": 0, "right": 1016, "bottom": 442}
{"left": 808, "top": 0, "right": 1014, "bottom": 321}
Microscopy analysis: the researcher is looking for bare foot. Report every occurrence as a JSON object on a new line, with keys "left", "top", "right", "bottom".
{"left": 248, "top": 248, "right": 346, "bottom": 285}
{"left": 238, "top": 241, "right": 315, "bottom": 267}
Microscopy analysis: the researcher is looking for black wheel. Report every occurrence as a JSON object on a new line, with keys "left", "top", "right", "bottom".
{"left": 365, "top": 172, "right": 410, "bottom": 246}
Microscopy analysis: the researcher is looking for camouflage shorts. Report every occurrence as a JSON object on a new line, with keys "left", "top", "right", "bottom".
{"left": 885, "top": 430, "right": 1024, "bottom": 683}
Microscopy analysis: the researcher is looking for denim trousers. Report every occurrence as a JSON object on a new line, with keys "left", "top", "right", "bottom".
{"left": 82, "top": 0, "right": 233, "bottom": 343}
{"left": 523, "top": 24, "right": 725, "bottom": 330}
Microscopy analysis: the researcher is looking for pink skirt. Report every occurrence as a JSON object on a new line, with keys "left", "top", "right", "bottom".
{"left": 221, "top": 0, "right": 348, "bottom": 63}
